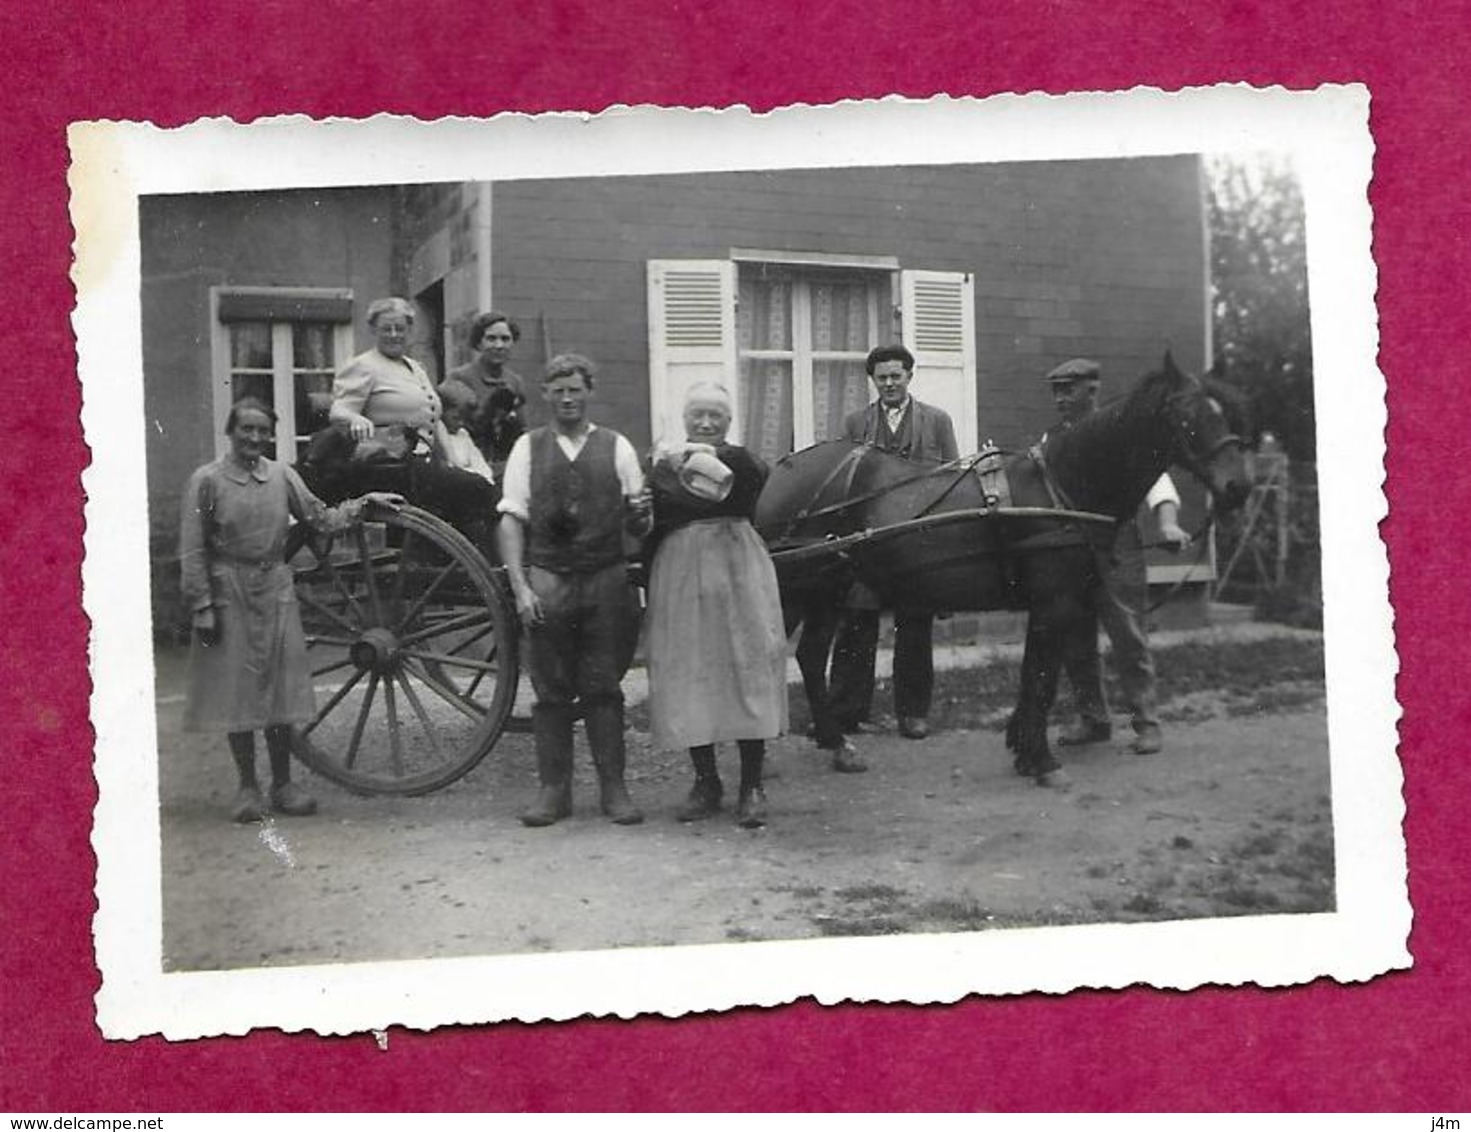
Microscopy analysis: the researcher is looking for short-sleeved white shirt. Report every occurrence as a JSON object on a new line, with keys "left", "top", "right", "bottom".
{"left": 1145, "top": 472, "right": 1181, "bottom": 512}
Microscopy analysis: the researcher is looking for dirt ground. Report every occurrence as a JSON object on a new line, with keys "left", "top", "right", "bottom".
{"left": 153, "top": 622, "right": 1332, "bottom": 972}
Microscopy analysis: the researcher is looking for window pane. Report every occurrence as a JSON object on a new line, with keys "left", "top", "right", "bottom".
{"left": 737, "top": 274, "right": 793, "bottom": 351}
{"left": 229, "top": 321, "right": 272, "bottom": 369}
{"left": 809, "top": 279, "right": 873, "bottom": 352}
{"left": 812, "top": 359, "right": 871, "bottom": 442}
{"left": 294, "top": 372, "right": 334, "bottom": 440}
{"left": 738, "top": 358, "right": 793, "bottom": 464}
{"left": 293, "top": 322, "right": 335, "bottom": 370}
{"left": 230, "top": 371, "right": 272, "bottom": 407}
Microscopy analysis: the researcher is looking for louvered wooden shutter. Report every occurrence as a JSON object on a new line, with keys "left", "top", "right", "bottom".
{"left": 647, "top": 260, "right": 738, "bottom": 449}
{"left": 900, "top": 270, "right": 979, "bottom": 456}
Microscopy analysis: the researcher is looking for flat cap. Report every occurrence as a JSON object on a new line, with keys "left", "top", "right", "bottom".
{"left": 1045, "top": 357, "right": 1101, "bottom": 382}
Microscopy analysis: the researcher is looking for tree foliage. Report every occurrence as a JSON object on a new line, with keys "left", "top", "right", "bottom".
{"left": 1207, "top": 155, "right": 1315, "bottom": 461}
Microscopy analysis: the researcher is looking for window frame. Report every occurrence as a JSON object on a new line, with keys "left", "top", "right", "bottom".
{"left": 735, "top": 258, "right": 899, "bottom": 454}
{"left": 209, "top": 286, "right": 356, "bottom": 463}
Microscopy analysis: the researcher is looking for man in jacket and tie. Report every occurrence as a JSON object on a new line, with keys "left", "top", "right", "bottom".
{"left": 828, "top": 344, "right": 959, "bottom": 746}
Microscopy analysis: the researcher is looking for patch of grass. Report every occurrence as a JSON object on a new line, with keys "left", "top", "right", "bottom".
{"left": 1219, "top": 886, "right": 1282, "bottom": 910}
{"left": 774, "top": 884, "right": 825, "bottom": 900}
{"left": 835, "top": 883, "right": 906, "bottom": 904}
{"left": 1226, "top": 684, "right": 1324, "bottom": 717}
{"left": 914, "top": 897, "right": 996, "bottom": 930}
{"left": 1234, "top": 831, "right": 1285, "bottom": 859}
{"left": 815, "top": 917, "right": 907, "bottom": 937}
{"left": 780, "top": 634, "right": 1326, "bottom": 737}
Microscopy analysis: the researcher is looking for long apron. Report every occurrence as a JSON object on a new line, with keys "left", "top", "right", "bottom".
{"left": 646, "top": 517, "right": 789, "bottom": 750}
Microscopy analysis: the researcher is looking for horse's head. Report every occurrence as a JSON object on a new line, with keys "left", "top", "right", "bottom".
{"left": 1156, "top": 352, "right": 1251, "bottom": 513}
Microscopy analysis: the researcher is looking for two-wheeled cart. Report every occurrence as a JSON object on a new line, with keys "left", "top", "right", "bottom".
{"left": 285, "top": 504, "right": 520, "bottom": 795}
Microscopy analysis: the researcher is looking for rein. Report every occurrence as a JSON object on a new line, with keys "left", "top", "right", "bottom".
{"left": 1140, "top": 511, "right": 1218, "bottom": 616}
{"left": 774, "top": 447, "right": 985, "bottom": 543}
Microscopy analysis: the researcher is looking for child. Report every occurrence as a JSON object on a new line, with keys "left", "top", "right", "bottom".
{"left": 435, "top": 379, "right": 497, "bottom": 486}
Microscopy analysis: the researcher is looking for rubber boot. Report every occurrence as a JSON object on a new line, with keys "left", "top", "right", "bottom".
{"left": 677, "top": 745, "right": 723, "bottom": 822}
{"left": 583, "top": 697, "right": 644, "bottom": 825}
{"left": 520, "top": 704, "right": 575, "bottom": 827}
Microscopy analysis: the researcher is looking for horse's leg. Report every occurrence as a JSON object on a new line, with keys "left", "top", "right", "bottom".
{"left": 1010, "top": 553, "right": 1090, "bottom": 787}
{"left": 1011, "top": 614, "right": 1064, "bottom": 782}
{"left": 794, "top": 593, "right": 843, "bottom": 750}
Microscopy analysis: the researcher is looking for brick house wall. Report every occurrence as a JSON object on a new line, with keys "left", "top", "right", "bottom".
{"left": 486, "top": 157, "right": 1207, "bottom": 450}
{"left": 140, "top": 187, "right": 395, "bottom": 635}
{"left": 139, "top": 158, "right": 1211, "bottom": 637}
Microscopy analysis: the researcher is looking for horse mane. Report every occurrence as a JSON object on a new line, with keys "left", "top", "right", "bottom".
{"left": 1043, "top": 363, "right": 1178, "bottom": 519}
{"left": 1199, "top": 371, "right": 1256, "bottom": 443}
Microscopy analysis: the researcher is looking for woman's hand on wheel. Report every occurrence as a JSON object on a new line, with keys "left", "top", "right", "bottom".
{"left": 347, "top": 414, "right": 376, "bottom": 441}
{"left": 361, "top": 492, "right": 406, "bottom": 513}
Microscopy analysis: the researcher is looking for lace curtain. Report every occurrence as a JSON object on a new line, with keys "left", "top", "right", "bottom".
{"left": 737, "top": 273, "right": 875, "bottom": 463}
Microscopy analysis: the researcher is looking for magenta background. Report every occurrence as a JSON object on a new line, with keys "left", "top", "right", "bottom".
{"left": 3, "top": 0, "right": 1463, "bottom": 1111}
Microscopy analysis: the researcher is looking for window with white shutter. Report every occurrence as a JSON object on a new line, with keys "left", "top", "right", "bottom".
{"left": 646, "top": 261, "right": 738, "bottom": 450}
{"left": 648, "top": 259, "right": 979, "bottom": 461}
{"left": 899, "top": 270, "right": 979, "bottom": 456}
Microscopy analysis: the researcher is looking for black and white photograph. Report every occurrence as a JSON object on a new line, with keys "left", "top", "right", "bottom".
{"left": 76, "top": 88, "right": 1405, "bottom": 1039}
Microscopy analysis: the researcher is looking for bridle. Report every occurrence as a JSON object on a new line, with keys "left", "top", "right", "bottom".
{"left": 1163, "top": 387, "right": 1244, "bottom": 494}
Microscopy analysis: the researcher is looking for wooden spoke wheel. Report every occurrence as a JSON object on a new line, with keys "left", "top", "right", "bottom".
{"left": 286, "top": 504, "right": 518, "bottom": 795}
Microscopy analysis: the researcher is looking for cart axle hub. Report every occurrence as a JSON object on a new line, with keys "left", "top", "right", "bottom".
{"left": 350, "top": 627, "right": 402, "bottom": 672}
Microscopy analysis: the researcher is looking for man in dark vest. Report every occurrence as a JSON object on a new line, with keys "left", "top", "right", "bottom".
{"left": 829, "top": 343, "right": 960, "bottom": 745}
{"left": 497, "top": 353, "right": 652, "bottom": 826}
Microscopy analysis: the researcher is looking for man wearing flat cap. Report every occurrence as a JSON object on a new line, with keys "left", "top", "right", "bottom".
{"left": 1044, "top": 357, "right": 1190, "bottom": 755}
{"left": 828, "top": 344, "right": 960, "bottom": 749}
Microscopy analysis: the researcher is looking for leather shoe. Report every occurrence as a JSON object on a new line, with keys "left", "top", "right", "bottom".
{"left": 676, "top": 777, "right": 723, "bottom": 822}
{"left": 230, "top": 786, "right": 264, "bottom": 824}
{"left": 269, "top": 781, "right": 318, "bottom": 817}
{"left": 807, "top": 720, "right": 880, "bottom": 738}
{"left": 1132, "top": 724, "right": 1164, "bottom": 755}
{"left": 736, "top": 787, "right": 768, "bottom": 829}
{"left": 898, "top": 716, "right": 929, "bottom": 740}
{"left": 1057, "top": 719, "right": 1112, "bottom": 747}
{"left": 831, "top": 740, "right": 868, "bottom": 774}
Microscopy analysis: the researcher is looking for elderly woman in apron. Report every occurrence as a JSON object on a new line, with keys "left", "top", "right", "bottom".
{"left": 180, "top": 397, "right": 402, "bottom": 822}
{"left": 645, "top": 383, "right": 788, "bottom": 828}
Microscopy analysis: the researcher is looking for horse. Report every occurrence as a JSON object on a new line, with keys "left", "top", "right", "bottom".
{"left": 754, "top": 352, "right": 1252, "bottom": 785}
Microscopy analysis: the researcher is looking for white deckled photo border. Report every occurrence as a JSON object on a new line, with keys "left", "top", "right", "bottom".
{"left": 72, "top": 86, "right": 1405, "bottom": 1040}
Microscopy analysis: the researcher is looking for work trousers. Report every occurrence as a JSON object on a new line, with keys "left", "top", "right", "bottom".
{"left": 829, "top": 608, "right": 936, "bottom": 724}
{"left": 524, "top": 562, "right": 640, "bottom": 712}
{"left": 1066, "top": 546, "right": 1159, "bottom": 734}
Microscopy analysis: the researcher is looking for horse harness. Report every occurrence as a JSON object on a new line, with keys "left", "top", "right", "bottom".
{"left": 771, "top": 443, "right": 1109, "bottom": 603}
